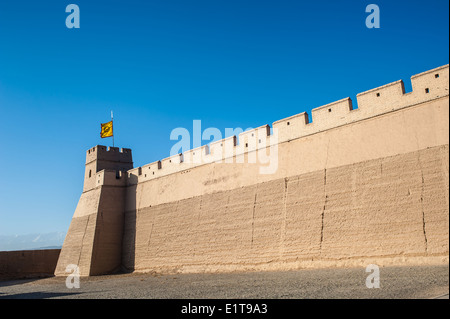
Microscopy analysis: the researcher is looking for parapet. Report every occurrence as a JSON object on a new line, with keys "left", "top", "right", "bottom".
{"left": 273, "top": 64, "right": 449, "bottom": 138}
{"left": 83, "top": 145, "right": 133, "bottom": 192}
{"left": 86, "top": 145, "right": 133, "bottom": 165}
{"left": 93, "top": 169, "right": 128, "bottom": 188}
{"left": 356, "top": 64, "right": 448, "bottom": 114}
{"left": 126, "top": 64, "right": 449, "bottom": 185}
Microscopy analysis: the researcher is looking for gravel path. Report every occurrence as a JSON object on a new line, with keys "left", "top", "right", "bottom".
{"left": 0, "top": 265, "right": 448, "bottom": 299}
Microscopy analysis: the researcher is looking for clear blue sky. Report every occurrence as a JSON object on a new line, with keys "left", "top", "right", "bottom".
{"left": 0, "top": 0, "right": 448, "bottom": 236}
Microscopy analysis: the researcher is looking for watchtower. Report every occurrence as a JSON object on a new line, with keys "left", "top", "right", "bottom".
{"left": 83, "top": 146, "right": 133, "bottom": 191}
{"left": 55, "top": 145, "right": 133, "bottom": 276}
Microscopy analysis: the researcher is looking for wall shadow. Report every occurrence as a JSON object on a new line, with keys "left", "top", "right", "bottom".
{"left": 0, "top": 291, "right": 82, "bottom": 299}
{"left": 0, "top": 278, "right": 46, "bottom": 288}
{"left": 120, "top": 183, "right": 137, "bottom": 273}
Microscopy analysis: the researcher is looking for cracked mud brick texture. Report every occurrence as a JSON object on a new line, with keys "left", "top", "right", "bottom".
{"left": 123, "top": 145, "right": 449, "bottom": 273}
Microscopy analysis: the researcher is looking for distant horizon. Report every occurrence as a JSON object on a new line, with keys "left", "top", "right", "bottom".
{"left": 0, "top": 0, "right": 448, "bottom": 236}
{"left": 0, "top": 231, "right": 66, "bottom": 251}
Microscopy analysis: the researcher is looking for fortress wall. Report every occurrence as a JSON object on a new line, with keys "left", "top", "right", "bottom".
{"left": 55, "top": 170, "right": 127, "bottom": 276}
{"left": 54, "top": 188, "right": 100, "bottom": 276}
{"left": 89, "top": 185, "right": 126, "bottom": 275}
{"left": 0, "top": 249, "right": 61, "bottom": 280}
{"left": 126, "top": 65, "right": 449, "bottom": 186}
{"left": 125, "top": 96, "right": 448, "bottom": 212}
{"left": 421, "top": 145, "right": 450, "bottom": 253}
{"left": 122, "top": 93, "right": 449, "bottom": 273}
{"left": 57, "top": 64, "right": 449, "bottom": 276}
{"left": 123, "top": 144, "right": 448, "bottom": 273}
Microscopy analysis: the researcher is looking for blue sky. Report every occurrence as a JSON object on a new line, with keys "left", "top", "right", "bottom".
{"left": 0, "top": 0, "right": 448, "bottom": 236}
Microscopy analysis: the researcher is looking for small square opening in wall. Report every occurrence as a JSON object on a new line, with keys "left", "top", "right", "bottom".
{"left": 287, "top": 122, "right": 290, "bottom": 125}
{"left": 435, "top": 74, "right": 439, "bottom": 78}
{"left": 425, "top": 88, "right": 430, "bottom": 93}
{"left": 245, "top": 143, "right": 248, "bottom": 147}
{"left": 328, "top": 108, "right": 332, "bottom": 112}
{"left": 376, "top": 93, "right": 380, "bottom": 97}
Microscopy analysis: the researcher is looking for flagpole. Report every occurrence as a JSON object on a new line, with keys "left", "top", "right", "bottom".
{"left": 111, "top": 110, "right": 114, "bottom": 147}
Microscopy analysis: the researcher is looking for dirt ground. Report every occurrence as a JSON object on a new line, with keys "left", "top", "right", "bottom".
{"left": 0, "top": 264, "right": 448, "bottom": 299}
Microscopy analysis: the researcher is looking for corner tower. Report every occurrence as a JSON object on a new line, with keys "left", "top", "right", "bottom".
{"left": 55, "top": 146, "right": 133, "bottom": 276}
{"left": 83, "top": 145, "right": 133, "bottom": 191}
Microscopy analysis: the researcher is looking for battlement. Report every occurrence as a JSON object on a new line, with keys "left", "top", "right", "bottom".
{"left": 86, "top": 145, "right": 132, "bottom": 165}
{"left": 83, "top": 145, "right": 133, "bottom": 192}
{"left": 92, "top": 169, "right": 128, "bottom": 188}
{"left": 125, "top": 64, "right": 448, "bottom": 185}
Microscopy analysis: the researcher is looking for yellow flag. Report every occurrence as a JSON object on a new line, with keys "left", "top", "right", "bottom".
{"left": 100, "top": 121, "right": 113, "bottom": 138}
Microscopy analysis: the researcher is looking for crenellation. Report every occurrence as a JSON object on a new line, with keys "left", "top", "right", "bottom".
{"left": 208, "top": 138, "right": 225, "bottom": 162}
{"left": 411, "top": 65, "right": 449, "bottom": 100}
{"left": 111, "top": 65, "right": 449, "bottom": 190}
{"left": 191, "top": 145, "right": 206, "bottom": 164}
{"left": 356, "top": 80, "right": 406, "bottom": 114}
{"left": 312, "top": 96, "right": 355, "bottom": 113}
{"left": 83, "top": 145, "right": 133, "bottom": 191}
{"left": 237, "top": 124, "right": 271, "bottom": 153}
{"left": 222, "top": 135, "right": 238, "bottom": 163}
{"left": 86, "top": 145, "right": 133, "bottom": 165}
{"left": 272, "top": 112, "right": 311, "bottom": 142}
{"left": 97, "top": 169, "right": 128, "bottom": 187}
{"left": 208, "top": 134, "right": 238, "bottom": 163}
{"left": 310, "top": 97, "right": 355, "bottom": 132}
{"left": 182, "top": 149, "right": 194, "bottom": 165}
{"left": 356, "top": 79, "right": 405, "bottom": 98}
{"left": 160, "top": 156, "right": 179, "bottom": 174}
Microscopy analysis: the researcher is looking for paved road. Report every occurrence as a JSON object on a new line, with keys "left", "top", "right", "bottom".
{"left": 0, "top": 265, "right": 448, "bottom": 299}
